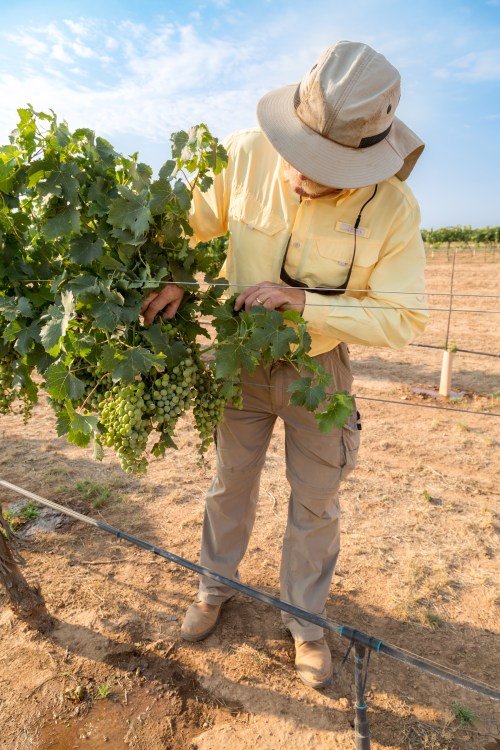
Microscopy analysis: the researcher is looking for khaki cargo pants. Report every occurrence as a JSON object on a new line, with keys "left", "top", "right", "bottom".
{"left": 198, "top": 343, "right": 360, "bottom": 641}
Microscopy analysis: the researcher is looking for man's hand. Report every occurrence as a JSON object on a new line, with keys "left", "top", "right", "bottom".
{"left": 141, "top": 284, "right": 184, "bottom": 325}
{"left": 234, "top": 282, "right": 305, "bottom": 316}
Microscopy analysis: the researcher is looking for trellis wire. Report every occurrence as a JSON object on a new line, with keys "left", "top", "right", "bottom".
{"left": 16, "top": 279, "right": 500, "bottom": 299}
{"left": 410, "top": 343, "right": 500, "bottom": 359}
{"left": 1, "top": 478, "right": 499, "bottom": 703}
{"left": 236, "top": 380, "right": 499, "bottom": 418}
{"left": 186, "top": 317, "right": 500, "bottom": 360}
{"left": 353, "top": 395, "right": 499, "bottom": 417}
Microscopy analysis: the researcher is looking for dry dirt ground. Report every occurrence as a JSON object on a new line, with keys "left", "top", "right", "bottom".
{"left": 0, "top": 258, "right": 499, "bottom": 750}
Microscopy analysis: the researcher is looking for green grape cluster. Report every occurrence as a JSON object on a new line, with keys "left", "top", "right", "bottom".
{"left": 148, "top": 354, "right": 196, "bottom": 434}
{"left": 99, "top": 380, "right": 152, "bottom": 474}
{"left": 193, "top": 367, "right": 226, "bottom": 453}
{"left": 0, "top": 357, "right": 35, "bottom": 420}
{"left": 230, "top": 382, "right": 243, "bottom": 410}
{"left": 97, "top": 353, "right": 197, "bottom": 474}
{"left": 0, "top": 358, "right": 15, "bottom": 415}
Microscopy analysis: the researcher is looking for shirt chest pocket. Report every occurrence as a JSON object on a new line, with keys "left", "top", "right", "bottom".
{"left": 309, "top": 236, "right": 382, "bottom": 290}
{"left": 229, "top": 190, "right": 287, "bottom": 237}
{"left": 314, "top": 236, "right": 382, "bottom": 269}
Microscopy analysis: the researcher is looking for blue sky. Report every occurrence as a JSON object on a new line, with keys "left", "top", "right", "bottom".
{"left": 0, "top": 0, "right": 499, "bottom": 228}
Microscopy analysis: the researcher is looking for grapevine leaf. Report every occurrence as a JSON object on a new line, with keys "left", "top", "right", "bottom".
{"left": 2, "top": 319, "right": 23, "bottom": 342}
{"left": 151, "top": 431, "right": 178, "bottom": 457}
{"left": 159, "top": 160, "right": 176, "bottom": 179}
{"left": 110, "top": 347, "right": 165, "bottom": 382}
{"left": 96, "top": 256, "right": 127, "bottom": 272}
{"left": 15, "top": 319, "right": 42, "bottom": 355}
{"left": 164, "top": 340, "right": 190, "bottom": 367}
{"left": 100, "top": 343, "right": 124, "bottom": 373}
{"left": 12, "top": 361, "right": 38, "bottom": 402}
{"left": 67, "top": 412, "right": 99, "bottom": 447}
{"left": 64, "top": 331, "right": 96, "bottom": 357}
{"left": 17, "top": 297, "right": 33, "bottom": 317}
{"left": 173, "top": 180, "right": 191, "bottom": 211}
{"left": 69, "top": 235, "right": 104, "bottom": 264}
{"left": 288, "top": 377, "right": 326, "bottom": 411}
{"left": 91, "top": 302, "right": 124, "bottom": 331}
{"left": 130, "top": 161, "right": 152, "bottom": 191}
{"left": 315, "top": 393, "right": 354, "bottom": 433}
{"left": 59, "top": 403, "right": 100, "bottom": 447}
{"left": 282, "top": 309, "right": 303, "bottom": 325}
{"left": 198, "top": 174, "right": 213, "bottom": 192}
{"left": 68, "top": 274, "right": 101, "bottom": 298}
{"left": 42, "top": 206, "right": 81, "bottom": 240}
{"left": 0, "top": 295, "right": 19, "bottom": 321}
{"left": 96, "top": 137, "right": 118, "bottom": 164}
{"left": 247, "top": 310, "right": 298, "bottom": 360}
{"left": 56, "top": 411, "right": 71, "bottom": 437}
{"left": 141, "top": 324, "right": 173, "bottom": 354}
{"left": 171, "top": 131, "right": 189, "bottom": 160}
{"left": 269, "top": 326, "right": 299, "bottom": 360}
{"left": 40, "top": 291, "right": 75, "bottom": 355}
{"left": 211, "top": 298, "right": 240, "bottom": 337}
{"left": 169, "top": 262, "right": 198, "bottom": 287}
{"left": 149, "top": 178, "right": 173, "bottom": 215}
{"left": 45, "top": 362, "right": 86, "bottom": 401}
{"left": 215, "top": 341, "right": 259, "bottom": 379}
{"left": 37, "top": 163, "right": 80, "bottom": 203}
{"left": 107, "top": 187, "right": 151, "bottom": 240}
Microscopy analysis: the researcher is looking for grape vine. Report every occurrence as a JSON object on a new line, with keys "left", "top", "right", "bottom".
{"left": 0, "top": 107, "right": 353, "bottom": 474}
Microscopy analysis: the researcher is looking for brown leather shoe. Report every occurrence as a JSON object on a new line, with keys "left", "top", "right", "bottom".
{"left": 180, "top": 600, "right": 222, "bottom": 642}
{"left": 295, "top": 637, "right": 333, "bottom": 688}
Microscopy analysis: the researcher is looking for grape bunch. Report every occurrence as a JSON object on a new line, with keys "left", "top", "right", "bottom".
{"left": 193, "top": 366, "right": 226, "bottom": 453}
{"left": 99, "top": 380, "right": 152, "bottom": 474}
{"left": 98, "top": 352, "right": 197, "bottom": 474}
{"left": 0, "top": 358, "right": 15, "bottom": 415}
{"left": 149, "top": 353, "right": 197, "bottom": 435}
{"left": 0, "top": 356, "right": 35, "bottom": 420}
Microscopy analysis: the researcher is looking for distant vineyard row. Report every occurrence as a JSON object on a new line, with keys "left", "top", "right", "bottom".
{"left": 421, "top": 225, "right": 500, "bottom": 247}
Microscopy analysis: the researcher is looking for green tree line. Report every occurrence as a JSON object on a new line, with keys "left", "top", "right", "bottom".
{"left": 421, "top": 226, "right": 500, "bottom": 247}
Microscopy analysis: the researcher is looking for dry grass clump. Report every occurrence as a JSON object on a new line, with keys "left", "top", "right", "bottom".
{"left": 393, "top": 553, "right": 453, "bottom": 625}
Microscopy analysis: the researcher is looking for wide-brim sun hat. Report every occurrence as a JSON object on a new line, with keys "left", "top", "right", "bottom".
{"left": 257, "top": 40, "right": 425, "bottom": 189}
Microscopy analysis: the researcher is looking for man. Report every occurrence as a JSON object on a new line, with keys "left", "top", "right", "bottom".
{"left": 142, "top": 41, "right": 428, "bottom": 689}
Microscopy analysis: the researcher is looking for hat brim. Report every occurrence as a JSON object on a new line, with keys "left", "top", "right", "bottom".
{"left": 257, "top": 84, "right": 424, "bottom": 188}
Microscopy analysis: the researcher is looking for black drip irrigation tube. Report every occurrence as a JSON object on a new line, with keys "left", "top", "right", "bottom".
{"left": 1, "top": 479, "right": 499, "bottom": 749}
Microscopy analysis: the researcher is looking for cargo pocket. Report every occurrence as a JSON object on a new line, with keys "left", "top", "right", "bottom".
{"left": 340, "top": 404, "right": 361, "bottom": 480}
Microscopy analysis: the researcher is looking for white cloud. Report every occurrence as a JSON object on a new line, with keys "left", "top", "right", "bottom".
{"left": 63, "top": 19, "right": 91, "bottom": 36}
{"left": 51, "top": 43, "right": 73, "bottom": 64}
{"left": 434, "top": 49, "right": 500, "bottom": 81}
{"left": 0, "top": 19, "right": 272, "bottom": 150}
{"left": 70, "top": 41, "right": 95, "bottom": 58}
{"left": 0, "top": 16, "right": 429, "bottom": 158}
{"left": 5, "top": 32, "right": 48, "bottom": 57}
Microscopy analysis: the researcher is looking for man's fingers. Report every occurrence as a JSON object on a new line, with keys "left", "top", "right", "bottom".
{"left": 141, "top": 285, "right": 184, "bottom": 325}
{"left": 140, "top": 291, "right": 158, "bottom": 314}
{"left": 161, "top": 295, "right": 183, "bottom": 320}
{"left": 234, "top": 282, "right": 276, "bottom": 311}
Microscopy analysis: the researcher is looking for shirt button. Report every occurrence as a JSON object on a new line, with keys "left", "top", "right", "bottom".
{"left": 293, "top": 241, "right": 301, "bottom": 248}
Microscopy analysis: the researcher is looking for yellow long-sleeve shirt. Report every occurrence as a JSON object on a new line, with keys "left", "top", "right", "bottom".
{"left": 190, "top": 128, "right": 428, "bottom": 356}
